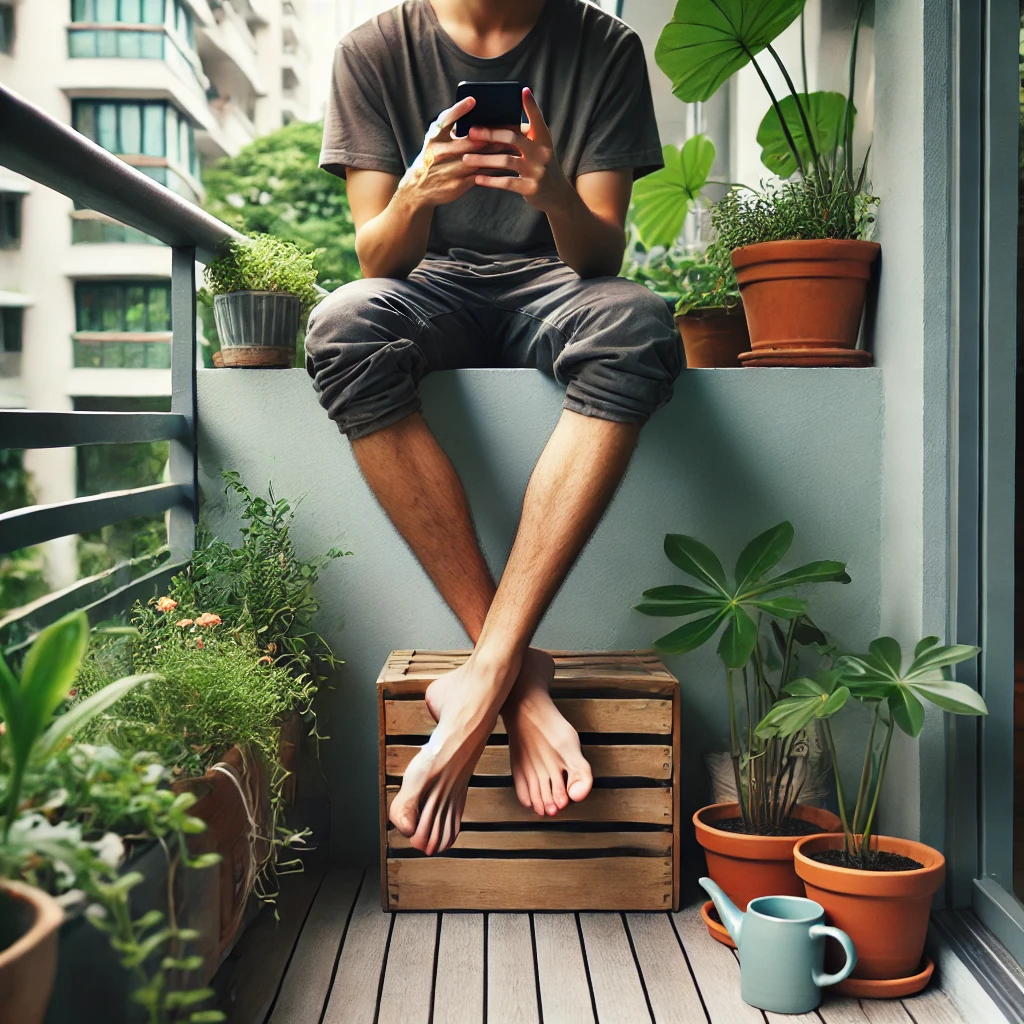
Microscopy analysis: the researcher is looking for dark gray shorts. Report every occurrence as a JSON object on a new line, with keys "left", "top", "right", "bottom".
{"left": 304, "top": 252, "right": 681, "bottom": 440}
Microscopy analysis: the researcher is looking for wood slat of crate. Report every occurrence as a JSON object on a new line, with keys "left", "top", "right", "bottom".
{"left": 377, "top": 650, "right": 681, "bottom": 913}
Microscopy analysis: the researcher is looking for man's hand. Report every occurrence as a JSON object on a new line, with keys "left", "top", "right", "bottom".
{"left": 397, "top": 96, "right": 486, "bottom": 211}
{"left": 462, "top": 88, "right": 573, "bottom": 214}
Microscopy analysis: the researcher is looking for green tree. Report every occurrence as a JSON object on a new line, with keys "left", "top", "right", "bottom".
{"left": 202, "top": 120, "right": 360, "bottom": 292}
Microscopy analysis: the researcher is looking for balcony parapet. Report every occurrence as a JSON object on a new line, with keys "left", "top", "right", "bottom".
{"left": 197, "top": 0, "right": 267, "bottom": 106}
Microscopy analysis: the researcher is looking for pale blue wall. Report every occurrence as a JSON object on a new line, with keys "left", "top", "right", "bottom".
{"left": 198, "top": 366, "right": 883, "bottom": 864}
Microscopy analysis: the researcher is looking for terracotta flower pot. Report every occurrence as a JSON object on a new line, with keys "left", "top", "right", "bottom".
{"left": 731, "top": 239, "right": 880, "bottom": 351}
{"left": 694, "top": 802, "right": 842, "bottom": 913}
{"left": 793, "top": 833, "right": 944, "bottom": 981}
{"left": 0, "top": 880, "right": 63, "bottom": 1024}
{"left": 675, "top": 307, "right": 750, "bottom": 368}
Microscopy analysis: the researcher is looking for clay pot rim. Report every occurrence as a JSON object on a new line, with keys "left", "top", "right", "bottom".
{"left": 693, "top": 801, "right": 842, "bottom": 860}
{"left": 793, "top": 833, "right": 945, "bottom": 897}
{"left": 674, "top": 305, "right": 744, "bottom": 323}
{"left": 0, "top": 880, "right": 63, "bottom": 970}
{"left": 731, "top": 238, "right": 881, "bottom": 269}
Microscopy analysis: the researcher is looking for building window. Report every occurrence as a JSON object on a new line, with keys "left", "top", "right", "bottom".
{"left": 69, "top": 0, "right": 201, "bottom": 93}
{"left": 0, "top": 4, "right": 14, "bottom": 54}
{"left": 71, "top": 212, "right": 161, "bottom": 245}
{"left": 73, "top": 280, "right": 172, "bottom": 368}
{"left": 0, "top": 308, "right": 22, "bottom": 353}
{"left": 72, "top": 100, "right": 199, "bottom": 182}
{"left": 0, "top": 193, "right": 21, "bottom": 249}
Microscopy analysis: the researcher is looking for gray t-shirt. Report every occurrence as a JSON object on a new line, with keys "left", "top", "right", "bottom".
{"left": 320, "top": 0, "right": 663, "bottom": 259}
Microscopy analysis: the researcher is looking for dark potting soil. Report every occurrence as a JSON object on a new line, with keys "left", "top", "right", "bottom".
{"left": 810, "top": 849, "right": 925, "bottom": 872}
{"left": 712, "top": 816, "right": 825, "bottom": 837}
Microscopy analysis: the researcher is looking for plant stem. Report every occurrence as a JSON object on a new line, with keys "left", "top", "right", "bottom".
{"left": 766, "top": 44, "right": 824, "bottom": 177}
{"left": 800, "top": 12, "right": 808, "bottom": 95}
{"left": 823, "top": 721, "right": 851, "bottom": 856}
{"left": 861, "top": 715, "right": 895, "bottom": 849}
{"left": 726, "top": 668, "right": 746, "bottom": 822}
{"left": 742, "top": 45, "right": 807, "bottom": 178}
{"left": 843, "top": 0, "right": 867, "bottom": 186}
{"left": 2, "top": 761, "right": 24, "bottom": 846}
{"left": 780, "top": 618, "right": 798, "bottom": 690}
{"left": 850, "top": 703, "right": 878, "bottom": 836}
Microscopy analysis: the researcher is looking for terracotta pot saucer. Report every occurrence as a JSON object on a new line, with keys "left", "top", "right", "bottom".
{"left": 739, "top": 347, "right": 873, "bottom": 368}
{"left": 700, "top": 900, "right": 736, "bottom": 949}
{"left": 834, "top": 956, "right": 934, "bottom": 999}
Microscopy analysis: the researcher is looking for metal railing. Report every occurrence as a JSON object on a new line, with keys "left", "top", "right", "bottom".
{"left": 0, "top": 83, "right": 244, "bottom": 644}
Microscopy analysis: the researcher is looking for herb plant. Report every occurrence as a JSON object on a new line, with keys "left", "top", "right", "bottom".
{"left": 634, "top": 522, "right": 849, "bottom": 833}
{"left": 756, "top": 636, "right": 987, "bottom": 868}
{"left": 621, "top": 245, "right": 740, "bottom": 316}
{"left": 202, "top": 234, "right": 320, "bottom": 314}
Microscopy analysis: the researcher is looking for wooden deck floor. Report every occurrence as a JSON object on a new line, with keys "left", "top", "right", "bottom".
{"left": 214, "top": 865, "right": 971, "bottom": 1024}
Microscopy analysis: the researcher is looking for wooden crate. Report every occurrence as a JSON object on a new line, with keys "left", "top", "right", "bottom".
{"left": 377, "top": 650, "right": 681, "bottom": 912}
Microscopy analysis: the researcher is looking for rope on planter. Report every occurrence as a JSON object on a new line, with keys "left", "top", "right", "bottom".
{"left": 210, "top": 760, "right": 262, "bottom": 935}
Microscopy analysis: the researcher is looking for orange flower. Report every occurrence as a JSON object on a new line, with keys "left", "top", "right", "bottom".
{"left": 0, "top": 721, "right": 6, "bottom": 735}
{"left": 257, "top": 655, "right": 272, "bottom": 665}
{"left": 156, "top": 596, "right": 178, "bottom": 613}
{"left": 196, "top": 638, "right": 205, "bottom": 649}
{"left": 195, "top": 613, "right": 221, "bottom": 627}
{"left": 176, "top": 619, "right": 193, "bottom": 628}
{"left": 68, "top": 689, "right": 77, "bottom": 698}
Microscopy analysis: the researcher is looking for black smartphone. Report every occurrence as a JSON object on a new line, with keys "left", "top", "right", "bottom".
{"left": 454, "top": 81, "right": 523, "bottom": 138}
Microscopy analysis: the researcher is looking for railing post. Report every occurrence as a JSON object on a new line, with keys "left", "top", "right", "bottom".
{"left": 169, "top": 245, "right": 198, "bottom": 564}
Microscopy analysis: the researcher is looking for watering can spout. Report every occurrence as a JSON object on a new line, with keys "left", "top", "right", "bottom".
{"left": 699, "top": 877, "right": 744, "bottom": 945}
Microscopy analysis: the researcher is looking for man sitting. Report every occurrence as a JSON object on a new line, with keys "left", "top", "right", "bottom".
{"left": 305, "top": 0, "right": 680, "bottom": 856}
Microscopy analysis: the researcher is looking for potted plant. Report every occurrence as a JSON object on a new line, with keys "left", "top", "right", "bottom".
{"left": 202, "top": 234, "right": 319, "bottom": 369}
{"left": 0, "top": 611, "right": 224, "bottom": 1024}
{"left": 655, "top": 0, "right": 880, "bottom": 366}
{"left": 756, "top": 636, "right": 986, "bottom": 994}
{"left": 74, "top": 473, "right": 345, "bottom": 973}
{"left": 634, "top": 522, "right": 848, "bottom": 928}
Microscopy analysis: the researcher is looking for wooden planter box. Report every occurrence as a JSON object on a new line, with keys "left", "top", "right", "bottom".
{"left": 378, "top": 650, "right": 681, "bottom": 912}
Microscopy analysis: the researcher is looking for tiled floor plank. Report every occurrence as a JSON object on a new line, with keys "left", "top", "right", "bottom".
{"left": 534, "top": 914, "right": 596, "bottom": 1024}
{"left": 487, "top": 913, "right": 540, "bottom": 1024}
{"left": 321, "top": 876, "right": 392, "bottom": 1024}
{"left": 899, "top": 988, "right": 971, "bottom": 1024}
{"left": 433, "top": 913, "right": 485, "bottom": 1024}
{"left": 378, "top": 913, "right": 437, "bottom": 1024}
{"left": 626, "top": 912, "right": 707, "bottom": 1023}
{"left": 579, "top": 912, "right": 653, "bottom": 1023}
{"left": 268, "top": 867, "right": 362, "bottom": 1024}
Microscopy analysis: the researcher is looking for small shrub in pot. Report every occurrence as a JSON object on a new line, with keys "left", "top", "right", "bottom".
{"left": 202, "top": 234, "right": 319, "bottom": 369}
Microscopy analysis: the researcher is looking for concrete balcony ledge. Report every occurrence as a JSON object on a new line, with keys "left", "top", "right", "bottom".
{"left": 197, "top": 366, "right": 884, "bottom": 861}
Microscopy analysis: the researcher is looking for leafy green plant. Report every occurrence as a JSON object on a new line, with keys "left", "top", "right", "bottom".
{"left": 621, "top": 245, "right": 740, "bottom": 315}
{"left": 634, "top": 522, "right": 849, "bottom": 832}
{"left": 202, "top": 234, "right": 320, "bottom": 315}
{"left": 630, "top": 134, "right": 717, "bottom": 250}
{"left": 706, "top": 179, "right": 879, "bottom": 259}
{"left": 0, "top": 612, "right": 223, "bottom": 1023}
{"left": 757, "top": 637, "right": 986, "bottom": 867}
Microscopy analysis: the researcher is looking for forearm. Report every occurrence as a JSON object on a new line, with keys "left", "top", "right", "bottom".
{"left": 355, "top": 186, "right": 434, "bottom": 279}
{"left": 545, "top": 183, "right": 626, "bottom": 279}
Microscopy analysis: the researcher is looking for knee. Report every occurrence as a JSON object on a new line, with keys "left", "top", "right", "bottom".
{"left": 304, "top": 278, "right": 388, "bottom": 364}
{"left": 557, "top": 279, "right": 682, "bottom": 422}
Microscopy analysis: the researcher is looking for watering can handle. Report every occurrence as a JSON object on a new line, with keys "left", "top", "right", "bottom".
{"left": 809, "top": 924, "right": 857, "bottom": 988}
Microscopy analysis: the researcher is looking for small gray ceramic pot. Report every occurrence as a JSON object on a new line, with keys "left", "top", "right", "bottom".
{"left": 213, "top": 290, "right": 302, "bottom": 368}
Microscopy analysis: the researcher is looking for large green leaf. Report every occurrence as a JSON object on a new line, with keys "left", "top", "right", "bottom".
{"left": 914, "top": 636, "right": 941, "bottom": 659}
{"left": 663, "top": 534, "right": 728, "bottom": 594}
{"left": 631, "top": 136, "right": 716, "bottom": 249}
{"left": 655, "top": 0, "right": 807, "bottom": 103}
{"left": 906, "top": 643, "right": 980, "bottom": 678}
{"left": 733, "top": 521, "right": 793, "bottom": 594}
{"left": 747, "top": 560, "right": 850, "bottom": 597}
{"left": 635, "top": 584, "right": 724, "bottom": 617}
{"left": 35, "top": 673, "right": 158, "bottom": 762}
{"left": 757, "top": 91, "right": 852, "bottom": 178}
{"left": 14, "top": 611, "right": 89, "bottom": 763}
{"left": 868, "top": 637, "right": 903, "bottom": 677}
{"left": 888, "top": 686, "right": 925, "bottom": 737}
{"left": 717, "top": 607, "right": 758, "bottom": 669}
{"left": 749, "top": 596, "right": 807, "bottom": 619}
{"left": 906, "top": 678, "right": 987, "bottom": 717}
{"left": 654, "top": 610, "right": 728, "bottom": 655}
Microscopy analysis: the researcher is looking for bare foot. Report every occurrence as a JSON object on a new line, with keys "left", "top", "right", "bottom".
{"left": 503, "top": 649, "right": 593, "bottom": 816}
{"left": 389, "top": 655, "right": 516, "bottom": 855}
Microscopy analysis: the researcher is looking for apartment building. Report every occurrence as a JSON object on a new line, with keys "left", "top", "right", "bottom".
{"left": 0, "top": 0, "right": 317, "bottom": 587}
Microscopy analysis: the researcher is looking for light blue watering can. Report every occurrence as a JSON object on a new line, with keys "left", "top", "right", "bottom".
{"left": 700, "top": 877, "right": 857, "bottom": 1014}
